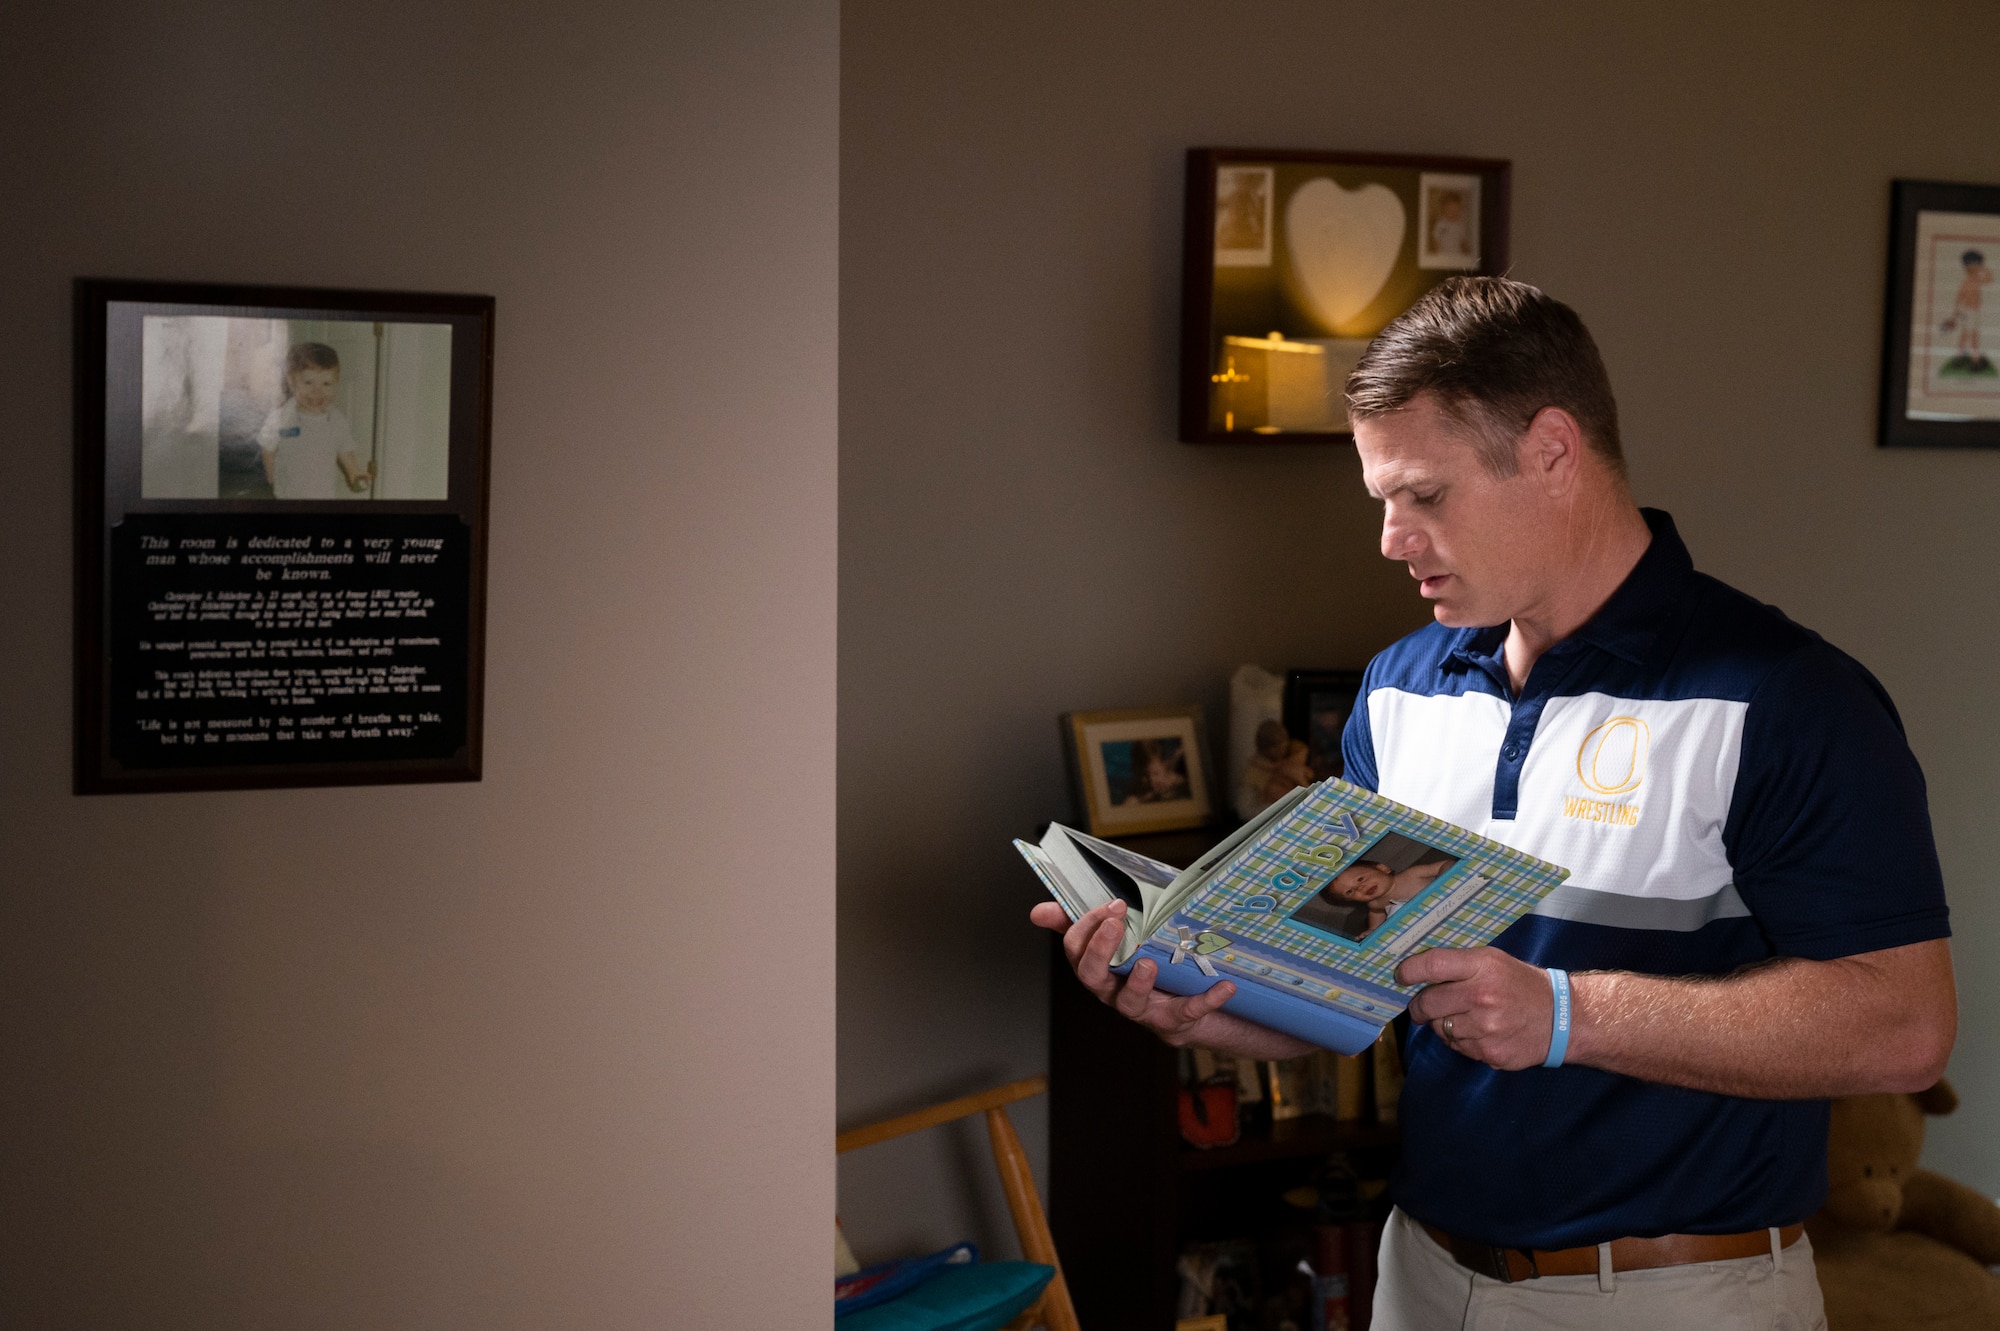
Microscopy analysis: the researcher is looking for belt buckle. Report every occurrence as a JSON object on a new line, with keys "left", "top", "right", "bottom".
{"left": 1451, "top": 1237, "right": 1527, "bottom": 1283}
{"left": 1440, "top": 1223, "right": 1544, "bottom": 1279}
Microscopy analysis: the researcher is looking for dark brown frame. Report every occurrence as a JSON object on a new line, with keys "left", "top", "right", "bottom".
{"left": 74, "top": 278, "right": 494, "bottom": 794}
{"left": 1879, "top": 179, "right": 2000, "bottom": 450}
{"left": 1179, "top": 148, "right": 1511, "bottom": 444}
{"left": 1282, "top": 668, "right": 1365, "bottom": 783}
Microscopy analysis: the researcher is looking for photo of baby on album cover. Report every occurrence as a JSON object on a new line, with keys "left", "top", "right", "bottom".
{"left": 1287, "top": 831, "right": 1458, "bottom": 943}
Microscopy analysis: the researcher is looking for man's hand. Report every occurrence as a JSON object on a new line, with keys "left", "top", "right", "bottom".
{"left": 1030, "top": 900, "right": 1313, "bottom": 1059}
{"left": 1399, "top": 945, "right": 1553, "bottom": 1071}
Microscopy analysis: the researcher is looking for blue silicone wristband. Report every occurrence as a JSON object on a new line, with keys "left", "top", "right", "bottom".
{"left": 1543, "top": 968, "right": 1572, "bottom": 1068}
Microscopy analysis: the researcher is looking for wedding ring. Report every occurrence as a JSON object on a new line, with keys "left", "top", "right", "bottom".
{"left": 1443, "top": 1015, "right": 1457, "bottom": 1041}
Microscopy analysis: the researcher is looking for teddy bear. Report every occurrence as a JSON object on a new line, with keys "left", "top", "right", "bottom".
{"left": 1805, "top": 1079, "right": 2000, "bottom": 1330}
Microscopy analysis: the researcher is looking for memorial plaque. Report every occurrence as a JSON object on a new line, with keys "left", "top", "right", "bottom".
{"left": 76, "top": 280, "right": 493, "bottom": 793}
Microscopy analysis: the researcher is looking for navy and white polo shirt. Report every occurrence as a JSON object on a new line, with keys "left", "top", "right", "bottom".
{"left": 1342, "top": 508, "right": 1950, "bottom": 1248}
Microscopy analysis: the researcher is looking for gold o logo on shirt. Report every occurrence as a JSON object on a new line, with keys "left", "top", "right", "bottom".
{"left": 1577, "top": 717, "right": 1649, "bottom": 796}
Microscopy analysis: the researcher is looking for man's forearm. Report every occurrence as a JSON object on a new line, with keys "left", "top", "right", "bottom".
{"left": 1566, "top": 939, "right": 1955, "bottom": 1098}
{"left": 1181, "top": 1006, "right": 1316, "bottom": 1061}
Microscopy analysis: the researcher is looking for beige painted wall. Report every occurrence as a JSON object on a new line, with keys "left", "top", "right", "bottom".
{"left": 840, "top": 0, "right": 2000, "bottom": 1259}
{"left": 0, "top": 3, "right": 836, "bottom": 1326}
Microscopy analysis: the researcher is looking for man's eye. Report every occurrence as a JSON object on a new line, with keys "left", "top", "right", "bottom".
{"left": 1411, "top": 489, "right": 1442, "bottom": 506}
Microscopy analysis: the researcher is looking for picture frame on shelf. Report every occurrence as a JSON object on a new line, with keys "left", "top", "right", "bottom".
{"left": 1282, "top": 669, "right": 1365, "bottom": 784}
{"left": 1180, "top": 148, "right": 1510, "bottom": 443}
{"left": 1060, "top": 704, "right": 1217, "bottom": 837}
{"left": 74, "top": 278, "right": 494, "bottom": 794}
{"left": 1880, "top": 178, "right": 2000, "bottom": 449}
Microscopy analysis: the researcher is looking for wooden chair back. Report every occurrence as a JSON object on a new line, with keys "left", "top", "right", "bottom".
{"left": 837, "top": 1075, "right": 1080, "bottom": 1331}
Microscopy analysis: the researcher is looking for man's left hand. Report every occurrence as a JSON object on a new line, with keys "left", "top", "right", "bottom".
{"left": 1399, "top": 946, "right": 1554, "bottom": 1071}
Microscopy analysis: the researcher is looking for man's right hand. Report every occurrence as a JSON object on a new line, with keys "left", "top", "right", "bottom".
{"left": 1031, "top": 899, "right": 1315, "bottom": 1059}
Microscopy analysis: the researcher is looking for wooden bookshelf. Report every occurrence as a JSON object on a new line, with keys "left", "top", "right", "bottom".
{"left": 1045, "top": 826, "right": 1400, "bottom": 1331}
{"left": 1177, "top": 1116, "right": 1398, "bottom": 1174}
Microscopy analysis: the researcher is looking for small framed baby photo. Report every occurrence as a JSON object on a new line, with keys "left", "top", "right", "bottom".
{"left": 1213, "top": 165, "right": 1275, "bottom": 268}
{"left": 1880, "top": 179, "right": 2000, "bottom": 449}
{"left": 1417, "top": 172, "right": 1482, "bottom": 270}
{"left": 74, "top": 278, "right": 494, "bottom": 794}
{"left": 1060, "top": 705, "right": 1217, "bottom": 838}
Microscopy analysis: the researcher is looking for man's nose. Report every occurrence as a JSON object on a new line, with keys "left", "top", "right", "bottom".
{"left": 1380, "top": 510, "right": 1422, "bottom": 562}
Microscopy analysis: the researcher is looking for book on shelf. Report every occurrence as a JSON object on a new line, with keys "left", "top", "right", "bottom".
{"left": 1262, "top": 1042, "right": 1376, "bottom": 1125}
{"left": 1311, "top": 1221, "right": 1380, "bottom": 1331}
{"left": 1016, "top": 777, "right": 1569, "bottom": 1055}
{"left": 1335, "top": 1051, "right": 1368, "bottom": 1123}
{"left": 1371, "top": 1033, "right": 1403, "bottom": 1127}
{"left": 1265, "top": 1052, "right": 1326, "bottom": 1122}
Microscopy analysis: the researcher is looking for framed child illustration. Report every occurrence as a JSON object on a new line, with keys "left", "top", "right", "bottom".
{"left": 1180, "top": 148, "right": 1510, "bottom": 443}
{"left": 74, "top": 279, "right": 494, "bottom": 793}
{"left": 1880, "top": 179, "right": 2000, "bottom": 449}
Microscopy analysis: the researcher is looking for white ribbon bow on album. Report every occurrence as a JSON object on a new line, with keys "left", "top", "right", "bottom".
{"left": 1171, "top": 925, "right": 1220, "bottom": 978}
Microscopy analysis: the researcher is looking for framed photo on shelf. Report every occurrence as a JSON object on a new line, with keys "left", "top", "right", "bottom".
{"left": 1880, "top": 179, "right": 2000, "bottom": 449}
{"left": 74, "top": 278, "right": 494, "bottom": 794}
{"left": 1283, "top": 669, "right": 1365, "bottom": 784}
{"left": 1060, "top": 705, "right": 1216, "bottom": 837}
{"left": 1180, "top": 148, "right": 1510, "bottom": 443}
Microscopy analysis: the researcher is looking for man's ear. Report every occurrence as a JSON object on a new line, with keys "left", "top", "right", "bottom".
{"left": 1522, "top": 406, "right": 1585, "bottom": 496}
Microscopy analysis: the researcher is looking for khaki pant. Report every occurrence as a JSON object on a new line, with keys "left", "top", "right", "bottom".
{"left": 1373, "top": 1207, "right": 1829, "bottom": 1331}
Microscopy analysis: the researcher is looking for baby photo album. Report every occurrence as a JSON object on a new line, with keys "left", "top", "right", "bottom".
{"left": 1016, "top": 779, "right": 1570, "bottom": 1054}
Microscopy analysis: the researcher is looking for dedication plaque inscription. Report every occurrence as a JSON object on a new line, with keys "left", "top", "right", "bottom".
{"left": 76, "top": 280, "right": 494, "bottom": 793}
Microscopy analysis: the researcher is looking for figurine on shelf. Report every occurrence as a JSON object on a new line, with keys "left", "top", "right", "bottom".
{"left": 1236, "top": 718, "right": 1314, "bottom": 819}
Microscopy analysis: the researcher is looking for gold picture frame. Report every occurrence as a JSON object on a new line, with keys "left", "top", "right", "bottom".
{"left": 1059, "top": 704, "right": 1216, "bottom": 837}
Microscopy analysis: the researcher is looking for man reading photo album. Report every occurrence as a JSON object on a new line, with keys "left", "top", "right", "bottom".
{"left": 1031, "top": 277, "right": 1956, "bottom": 1329}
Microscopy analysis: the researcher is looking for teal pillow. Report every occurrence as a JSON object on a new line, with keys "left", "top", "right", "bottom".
{"left": 836, "top": 1261, "right": 1054, "bottom": 1331}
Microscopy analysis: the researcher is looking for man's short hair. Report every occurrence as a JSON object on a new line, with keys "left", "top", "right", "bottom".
{"left": 1344, "top": 276, "right": 1623, "bottom": 476}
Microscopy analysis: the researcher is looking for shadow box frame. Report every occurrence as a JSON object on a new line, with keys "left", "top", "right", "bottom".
{"left": 1879, "top": 178, "right": 2000, "bottom": 450}
{"left": 1179, "top": 147, "right": 1511, "bottom": 445}
{"left": 74, "top": 277, "right": 495, "bottom": 795}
